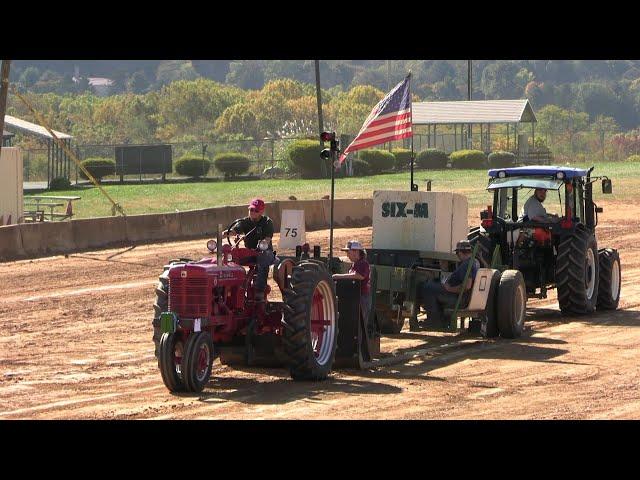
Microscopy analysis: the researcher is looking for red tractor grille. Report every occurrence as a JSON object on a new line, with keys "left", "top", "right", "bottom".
{"left": 169, "top": 277, "right": 210, "bottom": 318}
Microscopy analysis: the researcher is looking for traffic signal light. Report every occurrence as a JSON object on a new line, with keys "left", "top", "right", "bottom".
{"left": 320, "top": 131, "right": 339, "bottom": 152}
{"left": 320, "top": 131, "right": 335, "bottom": 142}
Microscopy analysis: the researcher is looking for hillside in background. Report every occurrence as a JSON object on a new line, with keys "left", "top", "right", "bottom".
{"left": 9, "top": 60, "right": 640, "bottom": 129}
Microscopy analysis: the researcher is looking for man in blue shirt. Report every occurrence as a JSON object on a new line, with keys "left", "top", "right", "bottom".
{"left": 417, "top": 240, "right": 479, "bottom": 330}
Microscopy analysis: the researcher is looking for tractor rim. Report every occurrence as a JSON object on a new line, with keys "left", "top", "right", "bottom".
{"left": 585, "top": 249, "right": 596, "bottom": 300}
{"left": 195, "top": 341, "right": 211, "bottom": 382}
{"left": 611, "top": 259, "right": 621, "bottom": 301}
{"left": 310, "top": 280, "right": 337, "bottom": 366}
{"left": 174, "top": 339, "right": 184, "bottom": 377}
{"left": 515, "top": 283, "right": 525, "bottom": 328}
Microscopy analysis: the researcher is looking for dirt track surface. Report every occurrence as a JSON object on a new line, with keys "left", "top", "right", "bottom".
{"left": 1, "top": 205, "right": 639, "bottom": 419}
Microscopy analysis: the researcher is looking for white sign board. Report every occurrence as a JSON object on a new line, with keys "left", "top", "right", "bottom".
{"left": 372, "top": 190, "right": 468, "bottom": 253}
{"left": 279, "top": 209, "right": 306, "bottom": 249}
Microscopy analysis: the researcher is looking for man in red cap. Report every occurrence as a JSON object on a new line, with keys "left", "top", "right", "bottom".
{"left": 223, "top": 198, "right": 275, "bottom": 301}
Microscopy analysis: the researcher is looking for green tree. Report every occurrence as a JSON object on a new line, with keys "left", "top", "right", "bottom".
{"left": 19, "top": 67, "right": 40, "bottom": 88}
{"left": 591, "top": 115, "right": 618, "bottom": 160}
{"left": 127, "top": 71, "right": 150, "bottom": 94}
{"left": 481, "top": 61, "right": 521, "bottom": 99}
{"left": 563, "top": 109, "right": 590, "bottom": 154}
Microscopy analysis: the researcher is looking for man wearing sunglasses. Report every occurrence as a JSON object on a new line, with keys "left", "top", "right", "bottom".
{"left": 223, "top": 198, "right": 275, "bottom": 302}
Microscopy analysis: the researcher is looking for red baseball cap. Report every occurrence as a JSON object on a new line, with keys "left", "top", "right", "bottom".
{"left": 249, "top": 198, "right": 265, "bottom": 213}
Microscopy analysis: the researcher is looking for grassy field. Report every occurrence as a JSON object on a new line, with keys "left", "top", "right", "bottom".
{"left": 25, "top": 162, "right": 640, "bottom": 219}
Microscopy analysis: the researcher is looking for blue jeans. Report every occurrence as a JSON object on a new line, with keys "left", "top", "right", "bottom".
{"left": 254, "top": 249, "right": 276, "bottom": 292}
{"left": 421, "top": 280, "right": 458, "bottom": 326}
{"left": 360, "top": 291, "right": 371, "bottom": 324}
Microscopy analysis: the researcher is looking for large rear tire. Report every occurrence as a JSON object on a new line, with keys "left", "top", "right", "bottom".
{"left": 182, "top": 332, "right": 214, "bottom": 393}
{"left": 468, "top": 227, "right": 494, "bottom": 268}
{"left": 158, "top": 332, "right": 186, "bottom": 392}
{"left": 597, "top": 248, "right": 621, "bottom": 310}
{"left": 153, "top": 275, "right": 169, "bottom": 359}
{"left": 282, "top": 262, "right": 338, "bottom": 381}
{"left": 497, "top": 270, "right": 526, "bottom": 339}
{"left": 556, "top": 226, "right": 599, "bottom": 315}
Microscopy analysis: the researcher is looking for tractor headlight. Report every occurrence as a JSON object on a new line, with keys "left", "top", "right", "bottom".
{"left": 258, "top": 239, "right": 269, "bottom": 251}
{"left": 498, "top": 171, "right": 506, "bottom": 178}
{"left": 556, "top": 171, "right": 565, "bottom": 179}
{"left": 207, "top": 239, "right": 217, "bottom": 253}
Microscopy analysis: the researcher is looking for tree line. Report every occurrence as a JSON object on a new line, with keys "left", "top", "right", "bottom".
{"left": 6, "top": 75, "right": 640, "bottom": 162}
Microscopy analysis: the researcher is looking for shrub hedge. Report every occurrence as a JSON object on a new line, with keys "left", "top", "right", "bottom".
{"left": 449, "top": 149, "right": 487, "bottom": 169}
{"left": 351, "top": 158, "right": 372, "bottom": 176}
{"left": 626, "top": 154, "right": 640, "bottom": 162}
{"left": 285, "top": 139, "right": 327, "bottom": 178}
{"left": 175, "top": 155, "right": 212, "bottom": 178}
{"left": 49, "top": 176, "right": 71, "bottom": 190}
{"left": 488, "top": 150, "right": 516, "bottom": 168}
{"left": 79, "top": 158, "right": 116, "bottom": 181}
{"left": 416, "top": 149, "right": 448, "bottom": 169}
{"left": 358, "top": 149, "right": 395, "bottom": 174}
{"left": 213, "top": 152, "right": 250, "bottom": 177}
{"left": 391, "top": 148, "right": 413, "bottom": 170}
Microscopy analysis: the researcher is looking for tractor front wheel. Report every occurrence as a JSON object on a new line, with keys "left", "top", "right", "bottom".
{"left": 282, "top": 262, "right": 338, "bottom": 381}
{"left": 158, "top": 333, "right": 186, "bottom": 392}
{"left": 182, "top": 332, "right": 214, "bottom": 393}
{"left": 597, "top": 248, "right": 621, "bottom": 310}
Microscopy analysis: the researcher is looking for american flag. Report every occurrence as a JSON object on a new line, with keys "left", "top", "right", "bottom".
{"left": 339, "top": 74, "right": 412, "bottom": 164}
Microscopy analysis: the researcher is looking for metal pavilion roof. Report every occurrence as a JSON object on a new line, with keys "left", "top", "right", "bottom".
{"left": 3, "top": 114, "right": 73, "bottom": 140}
{"left": 411, "top": 99, "right": 537, "bottom": 125}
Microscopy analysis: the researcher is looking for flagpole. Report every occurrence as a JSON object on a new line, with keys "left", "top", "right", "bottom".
{"left": 329, "top": 148, "right": 335, "bottom": 268}
{"left": 408, "top": 72, "right": 417, "bottom": 191}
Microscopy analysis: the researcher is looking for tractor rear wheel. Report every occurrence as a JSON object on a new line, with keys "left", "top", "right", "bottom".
{"left": 556, "top": 226, "right": 599, "bottom": 315}
{"left": 153, "top": 274, "right": 169, "bottom": 359}
{"left": 158, "top": 333, "right": 186, "bottom": 392}
{"left": 282, "top": 262, "right": 338, "bottom": 381}
{"left": 182, "top": 332, "right": 214, "bottom": 393}
{"left": 597, "top": 248, "right": 621, "bottom": 310}
{"left": 468, "top": 227, "right": 494, "bottom": 268}
{"left": 497, "top": 270, "right": 526, "bottom": 338}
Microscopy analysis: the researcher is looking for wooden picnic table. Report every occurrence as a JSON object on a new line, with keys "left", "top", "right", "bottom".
{"left": 24, "top": 202, "right": 65, "bottom": 219}
{"left": 23, "top": 195, "right": 81, "bottom": 222}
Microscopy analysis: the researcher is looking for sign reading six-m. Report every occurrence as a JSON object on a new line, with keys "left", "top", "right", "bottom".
{"left": 381, "top": 202, "right": 429, "bottom": 218}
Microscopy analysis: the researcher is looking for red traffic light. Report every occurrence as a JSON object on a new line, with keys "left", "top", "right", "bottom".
{"left": 320, "top": 131, "right": 335, "bottom": 142}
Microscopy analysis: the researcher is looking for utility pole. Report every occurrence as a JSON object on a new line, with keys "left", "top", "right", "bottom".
{"left": 0, "top": 60, "right": 11, "bottom": 158}
{"left": 314, "top": 60, "right": 324, "bottom": 148}
{"left": 467, "top": 59, "right": 472, "bottom": 149}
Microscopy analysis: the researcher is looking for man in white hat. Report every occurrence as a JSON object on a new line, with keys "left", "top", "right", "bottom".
{"left": 332, "top": 239, "right": 371, "bottom": 323}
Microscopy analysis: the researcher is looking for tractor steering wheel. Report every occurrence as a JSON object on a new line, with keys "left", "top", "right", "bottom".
{"left": 224, "top": 221, "right": 245, "bottom": 248}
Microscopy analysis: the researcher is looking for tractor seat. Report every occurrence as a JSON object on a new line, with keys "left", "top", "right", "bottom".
{"left": 443, "top": 268, "right": 499, "bottom": 319}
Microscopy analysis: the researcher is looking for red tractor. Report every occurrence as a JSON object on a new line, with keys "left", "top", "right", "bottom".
{"left": 152, "top": 223, "right": 341, "bottom": 392}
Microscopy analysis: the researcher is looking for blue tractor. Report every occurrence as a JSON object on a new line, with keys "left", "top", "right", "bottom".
{"left": 468, "top": 165, "right": 621, "bottom": 316}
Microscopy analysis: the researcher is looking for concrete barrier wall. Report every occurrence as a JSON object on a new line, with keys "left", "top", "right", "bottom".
{"left": 0, "top": 199, "right": 373, "bottom": 262}
{"left": 0, "top": 225, "right": 24, "bottom": 261}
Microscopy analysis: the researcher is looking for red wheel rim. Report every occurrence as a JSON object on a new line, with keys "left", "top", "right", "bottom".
{"left": 173, "top": 339, "right": 184, "bottom": 376}
{"left": 196, "top": 342, "right": 211, "bottom": 382}
{"left": 311, "top": 289, "right": 326, "bottom": 357}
